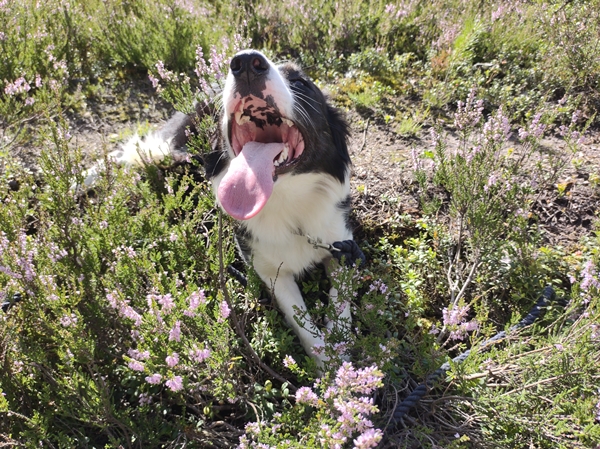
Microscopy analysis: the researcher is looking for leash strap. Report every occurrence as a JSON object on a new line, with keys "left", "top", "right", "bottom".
{"left": 390, "top": 286, "right": 557, "bottom": 424}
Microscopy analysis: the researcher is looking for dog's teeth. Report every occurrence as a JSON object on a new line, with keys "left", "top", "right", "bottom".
{"left": 282, "top": 118, "right": 294, "bottom": 127}
{"left": 280, "top": 144, "right": 289, "bottom": 162}
{"left": 274, "top": 144, "right": 290, "bottom": 166}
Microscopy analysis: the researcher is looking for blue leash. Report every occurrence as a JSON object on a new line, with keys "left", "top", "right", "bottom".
{"left": 391, "top": 286, "right": 556, "bottom": 424}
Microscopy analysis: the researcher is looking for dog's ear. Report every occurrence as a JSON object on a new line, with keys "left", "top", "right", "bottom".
{"left": 326, "top": 104, "right": 351, "bottom": 163}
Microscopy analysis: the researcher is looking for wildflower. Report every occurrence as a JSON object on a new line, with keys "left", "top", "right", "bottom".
{"left": 580, "top": 260, "right": 599, "bottom": 292}
{"left": 166, "top": 352, "right": 179, "bottom": 367}
{"left": 139, "top": 392, "right": 153, "bottom": 405}
{"left": 184, "top": 289, "right": 206, "bottom": 317}
{"left": 156, "top": 293, "right": 175, "bottom": 313}
{"left": 148, "top": 74, "right": 159, "bottom": 89}
{"left": 155, "top": 60, "right": 172, "bottom": 81}
{"left": 4, "top": 76, "right": 31, "bottom": 96}
{"left": 352, "top": 428, "right": 382, "bottom": 449}
{"left": 25, "top": 97, "right": 35, "bottom": 106}
{"left": 529, "top": 112, "right": 545, "bottom": 139}
{"left": 166, "top": 375, "right": 183, "bottom": 392}
{"left": 244, "top": 421, "right": 261, "bottom": 436}
{"left": 189, "top": 346, "right": 211, "bottom": 363}
{"left": 283, "top": 355, "right": 296, "bottom": 368}
{"left": 128, "top": 348, "right": 150, "bottom": 360}
{"left": 482, "top": 107, "right": 511, "bottom": 145}
{"left": 484, "top": 173, "right": 498, "bottom": 192}
{"left": 169, "top": 232, "right": 177, "bottom": 242}
{"left": 168, "top": 320, "right": 181, "bottom": 342}
{"left": 312, "top": 343, "right": 325, "bottom": 355}
{"left": 443, "top": 304, "right": 470, "bottom": 326}
{"left": 145, "top": 373, "right": 162, "bottom": 384}
{"left": 454, "top": 88, "right": 484, "bottom": 131}
{"left": 128, "top": 359, "right": 145, "bottom": 371}
{"left": 335, "top": 362, "right": 384, "bottom": 394}
{"left": 295, "top": 387, "right": 319, "bottom": 406}
{"left": 209, "top": 45, "right": 226, "bottom": 81}
{"left": 491, "top": 4, "right": 507, "bottom": 21}
{"left": 60, "top": 313, "right": 78, "bottom": 327}
{"left": 219, "top": 300, "right": 231, "bottom": 322}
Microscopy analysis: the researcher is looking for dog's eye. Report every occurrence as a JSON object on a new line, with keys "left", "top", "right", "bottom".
{"left": 290, "top": 78, "right": 307, "bottom": 89}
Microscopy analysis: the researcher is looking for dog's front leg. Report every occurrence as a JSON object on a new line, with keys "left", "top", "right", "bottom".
{"left": 270, "top": 273, "right": 328, "bottom": 368}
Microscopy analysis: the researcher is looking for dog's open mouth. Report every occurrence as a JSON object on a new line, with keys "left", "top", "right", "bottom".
{"left": 218, "top": 95, "right": 306, "bottom": 221}
{"left": 229, "top": 95, "right": 305, "bottom": 173}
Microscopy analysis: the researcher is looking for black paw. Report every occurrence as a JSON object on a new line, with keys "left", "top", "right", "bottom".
{"left": 331, "top": 240, "right": 366, "bottom": 267}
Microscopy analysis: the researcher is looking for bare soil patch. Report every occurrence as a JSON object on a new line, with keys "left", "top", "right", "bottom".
{"left": 345, "top": 109, "right": 600, "bottom": 247}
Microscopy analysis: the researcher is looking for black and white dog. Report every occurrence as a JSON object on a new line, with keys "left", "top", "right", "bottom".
{"left": 83, "top": 50, "right": 365, "bottom": 367}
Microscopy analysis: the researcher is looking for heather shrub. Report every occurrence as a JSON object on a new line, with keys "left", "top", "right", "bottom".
{"left": 2, "top": 0, "right": 600, "bottom": 447}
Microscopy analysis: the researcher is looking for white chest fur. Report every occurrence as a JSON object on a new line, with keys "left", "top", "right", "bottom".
{"left": 213, "top": 170, "right": 352, "bottom": 279}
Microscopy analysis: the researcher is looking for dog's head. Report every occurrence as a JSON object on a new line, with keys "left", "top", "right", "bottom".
{"left": 215, "top": 50, "right": 350, "bottom": 221}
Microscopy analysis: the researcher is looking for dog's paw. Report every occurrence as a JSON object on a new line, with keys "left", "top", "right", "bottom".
{"left": 331, "top": 240, "right": 366, "bottom": 267}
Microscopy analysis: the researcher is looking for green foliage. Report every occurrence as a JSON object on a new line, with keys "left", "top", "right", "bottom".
{"left": 2, "top": 0, "right": 600, "bottom": 447}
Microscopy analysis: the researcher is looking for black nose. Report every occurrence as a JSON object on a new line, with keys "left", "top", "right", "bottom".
{"left": 230, "top": 51, "right": 269, "bottom": 78}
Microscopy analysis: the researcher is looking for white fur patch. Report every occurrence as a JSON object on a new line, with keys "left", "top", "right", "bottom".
{"left": 79, "top": 133, "right": 172, "bottom": 187}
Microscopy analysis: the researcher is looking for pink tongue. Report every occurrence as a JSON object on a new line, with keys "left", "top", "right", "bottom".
{"left": 218, "top": 141, "right": 285, "bottom": 220}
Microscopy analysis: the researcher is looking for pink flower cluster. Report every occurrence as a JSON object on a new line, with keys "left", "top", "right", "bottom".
{"left": 442, "top": 303, "right": 478, "bottom": 340}
{"left": 518, "top": 112, "right": 545, "bottom": 141}
{"left": 194, "top": 44, "right": 229, "bottom": 94}
{"left": 189, "top": 345, "right": 211, "bottom": 363}
{"left": 242, "top": 362, "right": 384, "bottom": 448}
{"left": 482, "top": 107, "right": 511, "bottom": 146}
{"left": 454, "top": 88, "right": 484, "bottom": 131}
{"left": 106, "top": 290, "right": 142, "bottom": 326}
{"left": 183, "top": 289, "right": 206, "bottom": 317}
{"left": 0, "top": 230, "right": 38, "bottom": 285}
{"left": 4, "top": 76, "right": 31, "bottom": 95}
{"left": 146, "top": 292, "right": 175, "bottom": 313}
{"left": 218, "top": 300, "right": 231, "bottom": 322}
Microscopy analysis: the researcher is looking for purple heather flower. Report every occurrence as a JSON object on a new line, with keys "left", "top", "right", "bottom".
{"left": 166, "top": 375, "right": 183, "bottom": 392}
{"left": 283, "top": 355, "right": 296, "bottom": 368}
{"left": 128, "top": 359, "right": 145, "bottom": 371}
{"left": 166, "top": 352, "right": 179, "bottom": 367}
{"left": 156, "top": 293, "right": 175, "bottom": 313}
{"left": 352, "top": 428, "right": 382, "bottom": 449}
{"left": 128, "top": 348, "right": 150, "bottom": 360}
{"left": 184, "top": 289, "right": 206, "bottom": 316}
{"left": 60, "top": 313, "right": 78, "bottom": 327}
{"left": 189, "top": 346, "right": 211, "bottom": 363}
{"left": 454, "top": 88, "right": 484, "bottom": 131}
{"left": 219, "top": 300, "right": 231, "bottom": 322}
{"left": 139, "top": 392, "right": 153, "bottom": 405}
{"left": 169, "top": 320, "right": 181, "bottom": 342}
{"left": 295, "top": 387, "right": 319, "bottom": 407}
{"left": 145, "top": 373, "right": 162, "bottom": 384}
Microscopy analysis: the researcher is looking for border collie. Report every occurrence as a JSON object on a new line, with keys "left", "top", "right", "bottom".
{"left": 82, "top": 50, "right": 365, "bottom": 367}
